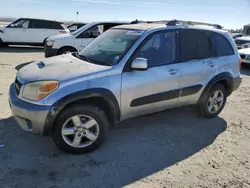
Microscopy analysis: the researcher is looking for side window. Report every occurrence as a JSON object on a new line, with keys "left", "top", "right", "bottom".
{"left": 211, "top": 33, "right": 234, "bottom": 56}
{"left": 179, "top": 29, "right": 214, "bottom": 62}
{"left": 133, "top": 31, "right": 176, "bottom": 67}
{"left": 78, "top": 24, "right": 104, "bottom": 38}
{"left": 68, "top": 24, "right": 78, "bottom": 31}
{"left": 8, "top": 19, "right": 30, "bottom": 29}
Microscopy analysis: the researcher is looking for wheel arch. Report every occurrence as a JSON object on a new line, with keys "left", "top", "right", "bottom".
{"left": 58, "top": 46, "right": 77, "bottom": 55}
{"left": 198, "top": 72, "right": 234, "bottom": 104}
{"left": 43, "top": 88, "right": 121, "bottom": 135}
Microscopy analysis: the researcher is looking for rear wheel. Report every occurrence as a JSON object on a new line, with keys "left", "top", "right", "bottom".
{"left": 52, "top": 105, "right": 109, "bottom": 154}
{"left": 58, "top": 47, "right": 76, "bottom": 55}
{"left": 198, "top": 84, "right": 227, "bottom": 118}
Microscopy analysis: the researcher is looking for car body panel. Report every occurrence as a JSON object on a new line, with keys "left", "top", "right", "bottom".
{"left": 10, "top": 23, "right": 242, "bottom": 135}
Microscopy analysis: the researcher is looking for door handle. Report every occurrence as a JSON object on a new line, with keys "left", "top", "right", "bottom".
{"left": 166, "top": 69, "right": 179, "bottom": 75}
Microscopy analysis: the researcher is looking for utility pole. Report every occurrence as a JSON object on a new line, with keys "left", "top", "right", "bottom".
{"left": 76, "top": 12, "right": 79, "bottom": 22}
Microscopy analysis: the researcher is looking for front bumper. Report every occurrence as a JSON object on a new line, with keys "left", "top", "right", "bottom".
{"left": 9, "top": 83, "right": 52, "bottom": 135}
{"left": 44, "top": 45, "right": 59, "bottom": 58}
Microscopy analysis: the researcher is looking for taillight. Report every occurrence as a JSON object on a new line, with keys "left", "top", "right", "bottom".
{"left": 59, "top": 30, "right": 67, "bottom": 34}
{"left": 239, "top": 58, "right": 242, "bottom": 71}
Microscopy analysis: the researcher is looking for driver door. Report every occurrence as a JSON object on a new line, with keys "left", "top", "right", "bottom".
{"left": 121, "top": 30, "right": 181, "bottom": 120}
{"left": 4, "top": 19, "right": 31, "bottom": 43}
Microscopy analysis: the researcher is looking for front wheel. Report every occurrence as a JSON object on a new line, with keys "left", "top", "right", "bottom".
{"left": 198, "top": 84, "right": 227, "bottom": 118}
{"left": 58, "top": 47, "right": 76, "bottom": 55}
{"left": 52, "top": 105, "right": 109, "bottom": 154}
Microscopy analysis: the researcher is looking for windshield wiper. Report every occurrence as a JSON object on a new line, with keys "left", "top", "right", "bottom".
{"left": 75, "top": 52, "right": 95, "bottom": 64}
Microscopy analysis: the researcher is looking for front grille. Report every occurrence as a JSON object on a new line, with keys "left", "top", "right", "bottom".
{"left": 240, "top": 54, "right": 246, "bottom": 59}
{"left": 15, "top": 78, "right": 22, "bottom": 95}
{"left": 235, "top": 40, "right": 249, "bottom": 45}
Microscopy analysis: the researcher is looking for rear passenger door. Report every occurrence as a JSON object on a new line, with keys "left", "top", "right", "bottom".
{"left": 178, "top": 29, "right": 217, "bottom": 106}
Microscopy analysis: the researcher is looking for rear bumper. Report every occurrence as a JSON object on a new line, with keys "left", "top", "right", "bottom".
{"left": 232, "top": 76, "right": 242, "bottom": 91}
{"left": 44, "top": 45, "right": 58, "bottom": 58}
{"left": 9, "top": 83, "right": 52, "bottom": 135}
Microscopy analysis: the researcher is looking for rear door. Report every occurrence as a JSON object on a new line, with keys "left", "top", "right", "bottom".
{"left": 4, "top": 19, "right": 31, "bottom": 43}
{"left": 178, "top": 29, "right": 217, "bottom": 106}
{"left": 31, "top": 20, "right": 66, "bottom": 43}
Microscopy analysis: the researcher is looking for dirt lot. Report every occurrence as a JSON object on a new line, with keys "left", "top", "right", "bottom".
{"left": 0, "top": 46, "right": 249, "bottom": 188}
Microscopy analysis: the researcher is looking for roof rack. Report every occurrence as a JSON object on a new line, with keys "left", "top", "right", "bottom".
{"left": 130, "top": 19, "right": 168, "bottom": 24}
{"left": 166, "top": 19, "right": 223, "bottom": 29}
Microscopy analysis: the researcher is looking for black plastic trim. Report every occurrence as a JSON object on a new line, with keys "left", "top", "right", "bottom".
{"left": 180, "top": 85, "right": 203, "bottom": 97}
{"left": 198, "top": 72, "right": 234, "bottom": 104}
{"left": 43, "top": 88, "right": 120, "bottom": 135}
{"left": 44, "top": 46, "right": 59, "bottom": 58}
{"left": 131, "top": 84, "right": 204, "bottom": 107}
{"left": 131, "top": 90, "right": 179, "bottom": 107}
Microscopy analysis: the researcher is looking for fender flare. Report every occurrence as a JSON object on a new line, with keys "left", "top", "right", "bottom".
{"left": 198, "top": 72, "right": 233, "bottom": 104}
{"left": 43, "top": 88, "right": 120, "bottom": 135}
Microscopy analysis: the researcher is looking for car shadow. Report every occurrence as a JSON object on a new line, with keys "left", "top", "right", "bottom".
{"left": 0, "top": 45, "right": 43, "bottom": 53}
{"left": 240, "top": 65, "right": 250, "bottom": 76}
{"left": 0, "top": 106, "right": 227, "bottom": 188}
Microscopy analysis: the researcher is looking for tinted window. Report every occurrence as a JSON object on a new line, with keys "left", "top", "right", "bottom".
{"left": 32, "top": 20, "right": 63, "bottom": 29}
{"left": 8, "top": 19, "right": 30, "bottom": 28}
{"left": 179, "top": 29, "right": 214, "bottom": 62}
{"left": 133, "top": 31, "right": 176, "bottom": 67}
{"left": 211, "top": 33, "right": 234, "bottom": 56}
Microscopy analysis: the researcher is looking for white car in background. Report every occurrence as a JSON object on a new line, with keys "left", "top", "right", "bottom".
{"left": 239, "top": 48, "right": 250, "bottom": 64}
{"left": 44, "top": 21, "right": 128, "bottom": 57}
{"left": 234, "top": 36, "right": 250, "bottom": 49}
{"left": 0, "top": 18, "right": 69, "bottom": 47}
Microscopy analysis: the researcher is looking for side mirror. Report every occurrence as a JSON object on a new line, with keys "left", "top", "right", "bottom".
{"left": 131, "top": 58, "right": 148, "bottom": 70}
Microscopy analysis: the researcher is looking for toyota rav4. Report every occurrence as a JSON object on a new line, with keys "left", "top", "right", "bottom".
{"left": 9, "top": 21, "right": 242, "bottom": 153}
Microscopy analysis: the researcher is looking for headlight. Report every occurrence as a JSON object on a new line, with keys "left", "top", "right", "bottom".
{"left": 22, "top": 81, "right": 58, "bottom": 101}
{"left": 47, "top": 40, "right": 55, "bottom": 47}
{"left": 242, "top": 43, "right": 250, "bottom": 48}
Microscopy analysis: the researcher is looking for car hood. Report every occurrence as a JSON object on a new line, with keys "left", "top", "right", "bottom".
{"left": 238, "top": 48, "right": 250, "bottom": 54}
{"left": 47, "top": 33, "right": 73, "bottom": 41}
{"left": 236, "top": 36, "right": 250, "bottom": 41}
{"left": 17, "top": 54, "right": 111, "bottom": 84}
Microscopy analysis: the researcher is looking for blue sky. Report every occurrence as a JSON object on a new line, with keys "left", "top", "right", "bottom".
{"left": 1, "top": 0, "right": 250, "bottom": 29}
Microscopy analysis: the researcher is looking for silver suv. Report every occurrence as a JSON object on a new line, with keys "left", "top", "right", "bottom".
{"left": 9, "top": 21, "right": 242, "bottom": 153}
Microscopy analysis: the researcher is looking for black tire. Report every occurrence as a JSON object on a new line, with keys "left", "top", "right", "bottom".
{"left": 52, "top": 105, "right": 109, "bottom": 154}
{"left": 197, "top": 83, "right": 227, "bottom": 118}
{"left": 58, "top": 47, "right": 76, "bottom": 55}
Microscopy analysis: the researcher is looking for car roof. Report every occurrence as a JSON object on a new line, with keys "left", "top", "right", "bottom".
{"left": 18, "top": 18, "right": 63, "bottom": 24}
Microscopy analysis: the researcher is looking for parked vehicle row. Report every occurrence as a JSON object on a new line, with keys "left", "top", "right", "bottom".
{"left": 9, "top": 20, "right": 242, "bottom": 153}
{"left": 0, "top": 18, "right": 69, "bottom": 46}
{"left": 44, "top": 21, "right": 128, "bottom": 57}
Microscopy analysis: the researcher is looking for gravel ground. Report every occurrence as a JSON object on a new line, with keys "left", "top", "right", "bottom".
{"left": 0, "top": 46, "right": 249, "bottom": 188}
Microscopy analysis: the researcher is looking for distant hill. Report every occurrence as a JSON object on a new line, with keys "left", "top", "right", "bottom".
{"left": 0, "top": 17, "right": 16, "bottom": 22}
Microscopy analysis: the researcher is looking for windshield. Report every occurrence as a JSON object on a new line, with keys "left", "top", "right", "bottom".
{"left": 71, "top": 23, "right": 92, "bottom": 35}
{"left": 78, "top": 29, "right": 143, "bottom": 66}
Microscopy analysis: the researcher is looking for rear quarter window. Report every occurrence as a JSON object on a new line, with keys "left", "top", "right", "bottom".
{"left": 33, "top": 20, "right": 64, "bottom": 29}
{"left": 211, "top": 32, "right": 234, "bottom": 56}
